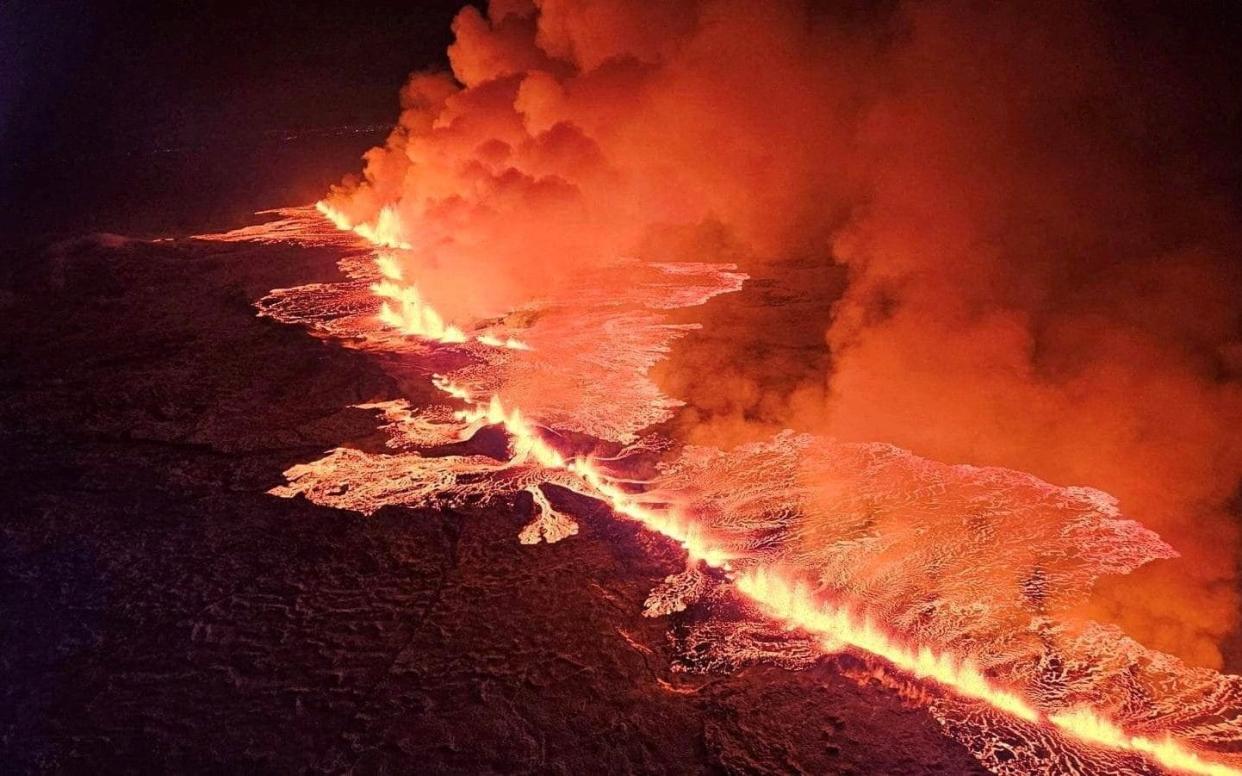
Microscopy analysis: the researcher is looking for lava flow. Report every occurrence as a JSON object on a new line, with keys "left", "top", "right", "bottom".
{"left": 434, "top": 375, "right": 1242, "bottom": 776}
{"left": 191, "top": 201, "right": 1242, "bottom": 776}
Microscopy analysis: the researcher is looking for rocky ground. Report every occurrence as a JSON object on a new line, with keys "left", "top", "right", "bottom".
{"left": 0, "top": 232, "right": 988, "bottom": 774}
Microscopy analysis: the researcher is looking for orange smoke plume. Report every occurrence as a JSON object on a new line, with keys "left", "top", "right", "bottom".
{"left": 321, "top": 0, "right": 1242, "bottom": 672}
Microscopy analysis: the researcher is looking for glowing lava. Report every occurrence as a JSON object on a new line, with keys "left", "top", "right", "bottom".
{"left": 317, "top": 200, "right": 410, "bottom": 250}
{"left": 437, "top": 381, "right": 1242, "bottom": 776}
{"left": 739, "top": 570, "right": 1242, "bottom": 776}
{"left": 198, "top": 205, "right": 1242, "bottom": 776}
{"left": 372, "top": 277, "right": 468, "bottom": 343}
{"left": 1048, "top": 709, "right": 1242, "bottom": 776}
{"left": 314, "top": 200, "right": 530, "bottom": 349}
{"left": 444, "top": 380, "right": 731, "bottom": 568}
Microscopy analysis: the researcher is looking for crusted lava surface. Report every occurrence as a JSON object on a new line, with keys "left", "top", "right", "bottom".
{"left": 0, "top": 233, "right": 987, "bottom": 774}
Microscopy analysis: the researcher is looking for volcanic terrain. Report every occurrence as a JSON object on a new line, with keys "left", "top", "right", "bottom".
{"left": 0, "top": 230, "right": 988, "bottom": 774}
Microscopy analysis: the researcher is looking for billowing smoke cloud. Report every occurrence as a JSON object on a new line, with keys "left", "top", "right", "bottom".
{"left": 815, "top": 4, "right": 1242, "bottom": 668}
{"left": 322, "top": 0, "right": 871, "bottom": 319}
{"left": 324, "top": 0, "right": 1242, "bottom": 667}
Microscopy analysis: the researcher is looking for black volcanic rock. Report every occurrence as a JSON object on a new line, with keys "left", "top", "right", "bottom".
{"left": 0, "top": 235, "right": 987, "bottom": 774}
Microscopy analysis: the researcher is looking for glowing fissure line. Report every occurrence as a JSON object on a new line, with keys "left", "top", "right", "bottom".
{"left": 322, "top": 207, "right": 1238, "bottom": 776}
{"left": 372, "top": 278, "right": 469, "bottom": 343}
{"left": 317, "top": 201, "right": 529, "bottom": 350}
{"left": 316, "top": 200, "right": 411, "bottom": 250}
{"left": 441, "top": 381, "right": 730, "bottom": 567}
{"left": 744, "top": 571, "right": 1242, "bottom": 776}
{"left": 1047, "top": 709, "right": 1242, "bottom": 776}
{"left": 736, "top": 570, "right": 1039, "bottom": 722}
{"left": 439, "top": 382, "right": 1238, "bottom": 776}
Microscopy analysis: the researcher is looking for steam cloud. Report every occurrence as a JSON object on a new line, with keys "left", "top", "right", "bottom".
{"left": 323, "top": 0, "right": 1242, "bottom": 667}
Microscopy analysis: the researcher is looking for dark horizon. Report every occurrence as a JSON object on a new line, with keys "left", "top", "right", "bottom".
{"left": 0, "top": 0, "right": 470, "bottom": 240}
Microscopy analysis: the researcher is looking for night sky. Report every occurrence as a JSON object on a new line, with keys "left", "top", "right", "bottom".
{"left": 1, "top": 0, "right": 469, "bottom": 239}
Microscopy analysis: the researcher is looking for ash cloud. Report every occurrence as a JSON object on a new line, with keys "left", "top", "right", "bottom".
{"left": 325, "top": 0, "right": 1242, "bottom": 667}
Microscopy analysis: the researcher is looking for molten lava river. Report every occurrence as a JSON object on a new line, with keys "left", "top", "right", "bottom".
{"left": 198, "top": 206, "right": 1242, "bottom": 776}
